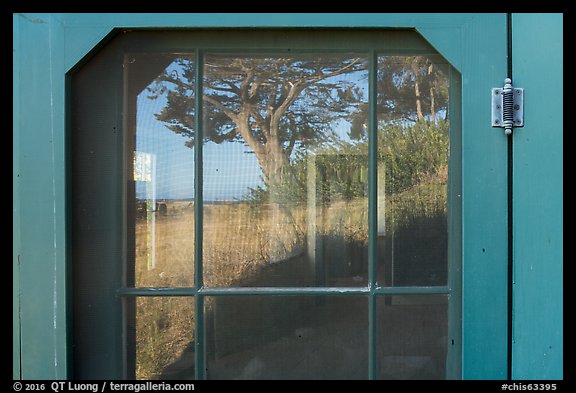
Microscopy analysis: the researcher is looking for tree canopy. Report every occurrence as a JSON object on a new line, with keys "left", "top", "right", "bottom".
{"left": 147, "top": 54, "right": 450, "bottom": 198}
{"left": 349, "top": 55, "right": 449, "bottom": 139}
{"left": 148, "top": 54, "right": 368, "bottom": 185}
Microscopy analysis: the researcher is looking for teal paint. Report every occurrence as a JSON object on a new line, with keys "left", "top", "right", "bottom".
{"left": 15, "top": 13, "right": 69, "bottom": 379}
{"left": 13, "top": 13, "right": 516, "bottom": 379}
{"left": 193, "top": 48, "right": 206, "bottom": 380}
{"left": 416, "top": 25, "right": 465, "bottom": 73}
{"left": 56, "top": 13, "right": 475, "bottom": 73}
{"left": 459, "top": 14, "right": 508, "bottom": 380}
{"left": 48, "top": 13, "right": 70, "bottom": 380}
{"left": 194, "top": 296, "right": 205, "bottom": 380}
{"left": 367, "top": 49, "right": 378, "bottom": 380}
{"left": 446, "top": 66, "right": 463, "bottom": 380}
{"left": 194, "top": 47, "right": 204, "bottom": 291}
{"left": 511, "top": 13, "right": 563, "bottom": 380}
{"left": 13, "top": 12, "right": 22, "bottom": 380}
{"left": 117, "top": 286, "right": 450, "bottom": 297}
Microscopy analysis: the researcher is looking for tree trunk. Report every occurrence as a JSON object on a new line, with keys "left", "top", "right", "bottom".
{"left": 428, "top": 63, "right": 436, "bottom": 124}
{"left": 266, "top": 136, "right": 289, "bottom": 185}
{"left": 237, "top": 122, "right": 288, "bottom": 187}
{"left": 414, "top": 79, "right": 424, "bottom": 122}
{"left": 411, "top": 64, "right": 424, "bottom": 122}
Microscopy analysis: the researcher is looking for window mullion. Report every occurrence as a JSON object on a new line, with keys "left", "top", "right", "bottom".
{"left": 116, "top": 285, "right": 449, "bottom": 297}
{"left": 367, "top": 49, "right": 378, "bottom": 381}
{"left": 194, "top": 48, "right": 206, "bottom": 380}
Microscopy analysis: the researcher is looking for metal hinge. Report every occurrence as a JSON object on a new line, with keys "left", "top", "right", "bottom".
{"left": 492, "top": 78, "right": 524, "bottom": 135}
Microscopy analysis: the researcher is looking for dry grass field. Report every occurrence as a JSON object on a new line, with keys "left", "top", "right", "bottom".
{"left": 134, "top": 177, "right": 446, "bottom": 379}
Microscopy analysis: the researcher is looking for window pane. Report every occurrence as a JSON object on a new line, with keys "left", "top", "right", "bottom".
{"left": 129, "top": 297, "right": 195, "bottom": 380}
{"left": 205, "top": 296, "right": 368, "bottom": 379}
{"left": 127, "top": 54, "right": 196, "bottom": 287}
{"left": 200, "top": 53, "right": 369, "bottom": 287}
{"left": 377, "top": 295, "right": 447, "bottom": 379}
{"left": 376, "top": 55, "right": 450, "bottom": 286}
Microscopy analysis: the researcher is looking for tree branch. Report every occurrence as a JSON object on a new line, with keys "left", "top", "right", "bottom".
{"left": 270, "top": 81, "right": 307, "bottom": 136}
{"left": 209, "top": 127, "right": 240, "bottom": 143}
{"left": 269, "top": 58, "right": 367, "bottom": 137}
{"left": 247, "top": 107, "right": 269, "bottom": 137}
{"left": 159, "top": 74, "right": 195, "bottom": 91}
{"left": 208, "top": 85, "right": 237, "bottom": 94}
{"left": 239, "top": 69, "right": 255, "bottom": 101}
{"left": 203, "top": 95, "right": 238, "bottom": 122}
{"left": 303, "top": 58, "right": 367, "bottom": 85}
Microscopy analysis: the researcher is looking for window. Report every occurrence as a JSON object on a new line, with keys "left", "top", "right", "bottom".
{"left": 71, "top": 30, "right": 461, "bottom": 380}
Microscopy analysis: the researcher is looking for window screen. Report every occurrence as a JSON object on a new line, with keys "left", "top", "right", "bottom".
{"left": 71, "top": 30, "right": 461, "bottom": 380}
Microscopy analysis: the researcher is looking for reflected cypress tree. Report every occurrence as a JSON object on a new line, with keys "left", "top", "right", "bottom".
{"left": 148, "top": 55, "right": 450, "bottom": 205}
{"left": 148, "top": 55, "right": 368, "bottom": 187}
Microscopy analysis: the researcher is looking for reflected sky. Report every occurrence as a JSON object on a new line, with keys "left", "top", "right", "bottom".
{"left": 135, "top": 58, "right": 367, "bottom": 201}
{"left": 133, "top": 54, "right": 448, "bottom": 201}
{"left": 137, "top": 93, "right": 357, "bottom": 201}
{"left": 137, "top": 79, "right": 269, "bottom": 202}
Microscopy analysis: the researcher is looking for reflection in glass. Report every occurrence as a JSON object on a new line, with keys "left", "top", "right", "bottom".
{"left": 128, "top": 54, "right": 196, "bottom": 287}
{"left": 150, "top": 53, "right": 370, "bottom": 287}
{"left": 204, "top": 296, "right": 368, "bottom": 379}
{"left": 376, "top": 55, "right": 450, "bottom": 286}
{"left": 202, "top": 54, "right": 369, "bottom": 287}
{"left": 124, "top": 50, "right": 455, "bottom": 381}
{"left": 377, "top": 295, "right": 447, "bottom": 379}
{"left": 131, "top": 297, "right": 195, "bottom": 380}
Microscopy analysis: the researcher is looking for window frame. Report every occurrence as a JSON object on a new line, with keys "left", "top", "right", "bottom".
{"left": 14, "top": 13, "right": 509, "bottom": 380}
{"left": 73, "top": 29, "right": 460, "bottom": 380}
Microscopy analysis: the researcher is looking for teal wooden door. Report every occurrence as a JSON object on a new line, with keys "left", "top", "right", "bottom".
{"left": 13, "top": 13, "right": 535, "bottom": 380}
{"left": 510, "top": 14, "right": 563, "bottom": 379}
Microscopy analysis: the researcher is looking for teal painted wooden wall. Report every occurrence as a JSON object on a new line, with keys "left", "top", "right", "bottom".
{"left": 12, "top": 13, "right": 562, "bottom": 380}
